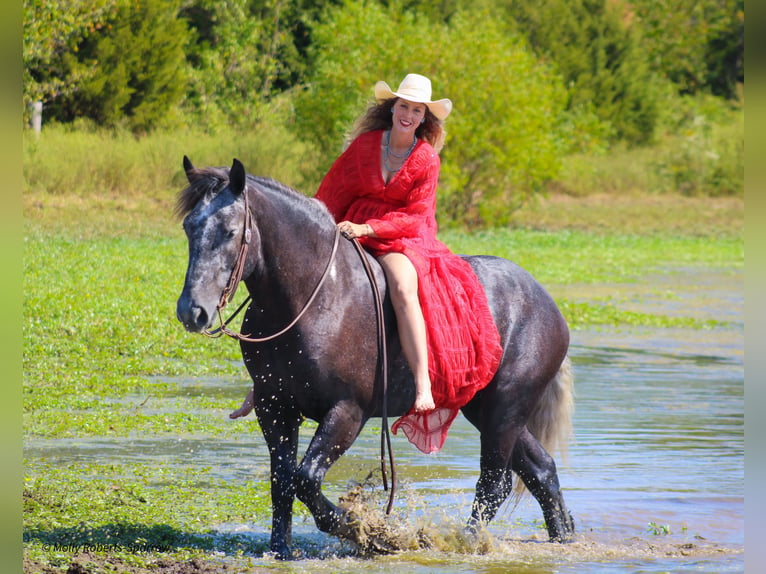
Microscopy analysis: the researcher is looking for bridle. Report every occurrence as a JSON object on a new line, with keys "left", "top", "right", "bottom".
{"left": 201, "top": 186, "right": 396, "bottom": 514}
{"left": 202, "top": 188, "right": 340, "bottom": 343}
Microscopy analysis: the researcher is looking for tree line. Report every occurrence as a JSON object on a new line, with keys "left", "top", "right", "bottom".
{"left": 23, "top": 0, "right": 743, "bottom": 223}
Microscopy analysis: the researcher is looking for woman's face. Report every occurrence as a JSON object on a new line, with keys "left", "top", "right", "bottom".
{"left": 392, "top": 99, "right": 427, "bottom": 136}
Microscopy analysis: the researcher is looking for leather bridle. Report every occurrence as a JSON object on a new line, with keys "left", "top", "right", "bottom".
{"left": 202, "top": 189, "right": 340, "bottom": 343}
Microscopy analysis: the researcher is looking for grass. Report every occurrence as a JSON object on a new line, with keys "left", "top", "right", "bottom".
{"left": 21, "top": 126, "right": 743, "bottom": 572}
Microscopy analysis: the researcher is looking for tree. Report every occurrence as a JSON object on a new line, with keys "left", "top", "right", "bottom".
{"left": 504, "top": 0, "right": 661, "bottom": 145}
{"left": 632, "top": 0, "right": 744, "bottom": 99}
{"left": 22, "top": 0, "right": 120, "bottom": 122}
{"left": 180, "top": 0, "right": 335, "bottom": 129}
{"left": 294, "top": 0, "right": 582, "bottom": 226}
{"left": 42, "top": 0, "right": 191, "bottom": 132}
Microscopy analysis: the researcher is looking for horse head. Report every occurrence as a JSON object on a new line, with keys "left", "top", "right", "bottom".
{"left": 176, "top": 156, "right": 256, "bottom": 332}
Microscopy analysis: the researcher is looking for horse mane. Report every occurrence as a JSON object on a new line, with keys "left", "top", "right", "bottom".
{"left": 174, "top": 164, "right": 331, "bottom": 225}
{"left": 175, "top": 166, "right": 230, "bottom": 219}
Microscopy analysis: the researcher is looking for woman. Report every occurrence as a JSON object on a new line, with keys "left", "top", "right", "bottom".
{"left": 233, "top": 74, "right": 503, "bottom": 454}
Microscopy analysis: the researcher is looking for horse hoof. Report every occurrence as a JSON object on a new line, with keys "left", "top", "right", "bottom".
{"left": 269, "top": 544, "right": 294, "bottom": 561}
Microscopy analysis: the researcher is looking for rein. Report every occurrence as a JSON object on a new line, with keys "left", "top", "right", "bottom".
{"left": 203, "top": 188, "right": 340, "bottom": 343}
{"left": 201, "top": 189, "right": 396, "bottom": 513}
{"left": 347, "top": 236, "right": 396, "bottom": 515}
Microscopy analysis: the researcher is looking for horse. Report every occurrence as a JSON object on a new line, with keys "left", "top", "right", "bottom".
{"left": 175, "top": 157, "right": 575, "bottom": 559}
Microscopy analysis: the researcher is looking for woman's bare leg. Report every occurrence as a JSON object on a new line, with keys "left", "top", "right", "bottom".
{"left": 377, "top": 252, "right": 435, "bottom": 412}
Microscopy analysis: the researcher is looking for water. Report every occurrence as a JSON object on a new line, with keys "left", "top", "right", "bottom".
{"left": 25, "top": 268, "right": 744, "bottom": 572}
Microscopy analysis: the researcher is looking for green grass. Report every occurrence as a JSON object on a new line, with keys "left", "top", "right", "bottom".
{"left": 23, "top": 462, "right": 279, "bottom": 569}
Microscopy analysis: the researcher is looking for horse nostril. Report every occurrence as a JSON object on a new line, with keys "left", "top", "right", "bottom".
{"left": 192, "top": 305, "right": 209, "bottom": 331}
{"left": 177, "top": 298, "right": 210, "bottom": 332}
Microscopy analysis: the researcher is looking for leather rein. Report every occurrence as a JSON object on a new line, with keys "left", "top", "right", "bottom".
{"left": 201, "top": 188, "right": 396, "bottom": 514}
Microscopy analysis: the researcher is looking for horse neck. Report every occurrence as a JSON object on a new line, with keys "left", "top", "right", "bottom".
{"left": 242, "top": 183, "right": 339, "bottom": 307}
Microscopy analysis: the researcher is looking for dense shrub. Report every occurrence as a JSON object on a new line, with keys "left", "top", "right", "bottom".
{"left": 652, "top": 96, "right": 743, "bottom": 196}
{"left": 549, "top": 98, "right": 743, "bottom": 198}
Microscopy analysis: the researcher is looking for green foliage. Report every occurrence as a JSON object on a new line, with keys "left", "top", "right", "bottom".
{"left": 21, "top": 0, "right": 744, "bottom": 223}
{"left": 294, "top": 0, "right": 583, "bottom": 226}
{"left": 632, "top": 0, "right": 744, "bottom": 99}
{"left": 43, "top": 0, "right": 191, "bottom": 132}
{"left": 504, "top": 0, "right": 661, "bottom": 145}
{"left": 22, "top": 0, "right": 120, "bottom": 119}
{"left": 180, "top": 0, "right": 321, "bottom": 130}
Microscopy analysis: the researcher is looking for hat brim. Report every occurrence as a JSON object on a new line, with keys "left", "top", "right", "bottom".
{"left": 374, "top": 81, "right": 452, "bottom": 120}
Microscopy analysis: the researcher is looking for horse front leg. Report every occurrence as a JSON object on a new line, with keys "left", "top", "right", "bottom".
{"left": 511, "top": 427, "right": 575, "bottom": 542}
{"left": 294, "top": 400, "right": 366, "bottom": 542}
{"left": 254, "top": 393, "right": 302, "bottom": 560}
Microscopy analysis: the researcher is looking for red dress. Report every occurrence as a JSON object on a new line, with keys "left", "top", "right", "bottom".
{"left": 315, "top": 130, "right": 503, "bottom": 453}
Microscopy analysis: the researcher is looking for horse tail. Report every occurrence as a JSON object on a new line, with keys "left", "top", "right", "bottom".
{"left": 513, "top": 355, "right": 575, "bottom": 498}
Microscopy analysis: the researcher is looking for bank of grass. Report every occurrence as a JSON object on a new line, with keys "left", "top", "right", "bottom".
{"left": 22, "top": 127, "right": 743, "bottom": 572}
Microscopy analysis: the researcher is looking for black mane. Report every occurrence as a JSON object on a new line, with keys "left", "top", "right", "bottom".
{"left": 175, "top": 166, "right": 230, "bottom": 219}
{"left": 175, "top": 166, "right": 329, "bottom": 224}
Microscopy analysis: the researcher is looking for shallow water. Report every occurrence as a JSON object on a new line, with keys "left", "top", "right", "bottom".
{"left": 25, "top": 268, "right": 744, "bottom": 571}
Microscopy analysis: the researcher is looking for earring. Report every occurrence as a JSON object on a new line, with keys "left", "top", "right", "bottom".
{"left": 420, "top": 118, "right": 426, "bottom": 124}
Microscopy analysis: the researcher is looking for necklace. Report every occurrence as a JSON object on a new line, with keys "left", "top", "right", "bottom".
{"left": 384, "top": 131, "right": 417, "bottom": 173}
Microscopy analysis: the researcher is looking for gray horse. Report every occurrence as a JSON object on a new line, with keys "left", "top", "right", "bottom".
{"left": 176, "top": 157, "right": 575, "bottom": 559}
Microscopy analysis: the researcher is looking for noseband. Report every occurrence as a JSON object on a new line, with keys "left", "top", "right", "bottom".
{"left": 202, "top": 189, "right": 340, "bottom": 343}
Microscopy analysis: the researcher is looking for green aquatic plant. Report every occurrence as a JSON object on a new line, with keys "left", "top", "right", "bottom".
{"left": 647, "top": 521, "right": 672, "bottom": 536}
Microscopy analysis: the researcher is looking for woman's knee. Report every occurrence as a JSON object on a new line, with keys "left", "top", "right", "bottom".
{"left": 379, "top": 254, "right": 419, "bottom": 307}
{"left": 390, "top": 279, "right": 419, "bottom": 309}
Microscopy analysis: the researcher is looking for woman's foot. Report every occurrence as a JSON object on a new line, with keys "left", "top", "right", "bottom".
{"left": 413, "top": 386, "right": 435, "bottom": 413}
{"left": 229, "top": 391, "right": 254, "bottom": 419}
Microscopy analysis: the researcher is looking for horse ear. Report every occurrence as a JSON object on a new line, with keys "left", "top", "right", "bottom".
{"left": 229, "top": 158, "right": 247, "bottom": 196}
{"left": 183, "top": 155, "right": 195, "bottom": 183}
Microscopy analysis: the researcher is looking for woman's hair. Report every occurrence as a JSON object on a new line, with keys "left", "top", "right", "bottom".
{"left": 346, "top": 97, "right": 446, "bottom": 152}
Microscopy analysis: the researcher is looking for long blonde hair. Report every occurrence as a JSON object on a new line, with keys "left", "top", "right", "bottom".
{"left": 345, "top": 97, "right": 446, "bottom": 153}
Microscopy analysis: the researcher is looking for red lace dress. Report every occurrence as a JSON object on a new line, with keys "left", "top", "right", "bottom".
{"left": 315, "top": 130, "right": 503, "bottom": 453}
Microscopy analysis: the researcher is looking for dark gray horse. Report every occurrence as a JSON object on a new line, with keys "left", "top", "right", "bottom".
{"left": 176, "top": 157, "right": 575, "bottom": 559}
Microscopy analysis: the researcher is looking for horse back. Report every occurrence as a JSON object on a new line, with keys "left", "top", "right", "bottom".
{"left": 463, "top": 254, "right": 569, "bottom": 364}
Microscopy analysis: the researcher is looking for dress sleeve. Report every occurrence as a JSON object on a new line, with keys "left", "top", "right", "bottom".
{"left": 367, "top": 150, "right": 440, "bottom": 240}
{"left": 314, "top": 143, "right": 358, "bottom": 223}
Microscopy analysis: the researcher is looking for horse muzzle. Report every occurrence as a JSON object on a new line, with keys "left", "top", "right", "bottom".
{"left": 176, "top": 294, "right": 213, "bottom": 333}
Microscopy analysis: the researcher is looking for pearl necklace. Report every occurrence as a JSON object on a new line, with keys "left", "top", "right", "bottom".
{"left": 384, "top": 130, "right": 417, "bottom": 173}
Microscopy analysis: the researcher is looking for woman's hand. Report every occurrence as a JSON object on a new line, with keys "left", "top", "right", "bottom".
{"left": 338, "top": 221, "right": 373, "bottom": 240}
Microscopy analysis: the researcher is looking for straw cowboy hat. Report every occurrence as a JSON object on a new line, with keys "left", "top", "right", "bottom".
{"left": 374, "top": 73, "right": 453, "bottom": 120}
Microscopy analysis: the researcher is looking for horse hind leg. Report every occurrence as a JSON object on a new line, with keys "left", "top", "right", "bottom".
{"left": 511, "top": 427, "right": 575, "bottom": 542}
{"left": 466, "top": 424, "right": 520, "bottom": 533}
